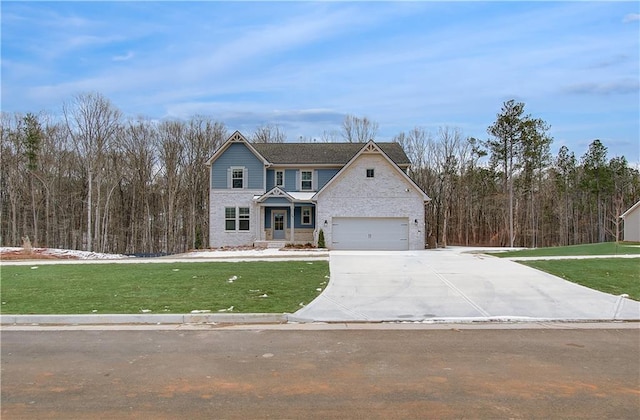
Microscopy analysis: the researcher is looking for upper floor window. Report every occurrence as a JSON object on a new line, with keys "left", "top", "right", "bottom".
{"left": 366, "top": 168, "right": 375, "bottom": 178}
{"left": 231, "top": 167, "right": 244, "bottom": 189}
{"left": 301, "top": 171, "right": 313, "bottom": 191}
{"left": 275, "top": 170, "right": 284, "bottom": 187}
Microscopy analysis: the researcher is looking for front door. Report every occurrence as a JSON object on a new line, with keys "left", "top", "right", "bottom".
{"left": 273, "top": 210, "right": 286, "bottom": 240}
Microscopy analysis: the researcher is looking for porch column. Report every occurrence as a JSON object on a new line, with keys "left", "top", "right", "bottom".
{"left": 258, "top": 206, "right": 264, "bottom": 241}
{"left": 290, "top": 204, "right": 295, "bottom": 243}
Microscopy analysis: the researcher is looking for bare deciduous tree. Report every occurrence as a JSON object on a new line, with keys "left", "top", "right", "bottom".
{"left": 1, "top": 94, "right": 638, "bottom": 253}
{"left": 63, "top": 92, "right": 121, "bottom": 251}
{"left": 252, "top": 124, "right": 286, "bottom": 143}
{"left": 341, "top": 115, "right": 378, "bottom": 143}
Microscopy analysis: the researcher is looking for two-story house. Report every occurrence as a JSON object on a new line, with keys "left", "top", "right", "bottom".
{"left": 206, "top": 131, "right": 430, "bottom": 250}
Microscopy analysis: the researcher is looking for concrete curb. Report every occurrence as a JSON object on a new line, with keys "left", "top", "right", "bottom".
{"left": 0, "top": 313, "right": 288, "bottom": 326}
{"left": 4, "top": 314, "right": 639, "bottom": 327}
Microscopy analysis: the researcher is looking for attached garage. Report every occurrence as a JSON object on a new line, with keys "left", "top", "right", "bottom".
{"left": 331, "top": 217, "right": 409, "bottom": 250}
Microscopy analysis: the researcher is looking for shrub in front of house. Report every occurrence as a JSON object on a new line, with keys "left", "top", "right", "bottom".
{"left": 318, "top": 229, "right": 326, "bottom": 248}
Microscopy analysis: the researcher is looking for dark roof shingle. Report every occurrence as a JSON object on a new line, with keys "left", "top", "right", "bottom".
{"left": 252, "top": 142, "right": 410, "bottom": 166}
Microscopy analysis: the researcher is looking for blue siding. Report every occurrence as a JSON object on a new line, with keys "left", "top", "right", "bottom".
{"left": 267, "top": 169, "right": 303, "bottom": 190}
{"left": 294, "top": 206, "right": 315, "bottom": 229}
{"left": 265, "top": 170, "right": 275, "bottom": 190}
{"left": 262, "top": 197, "right": 291, "bottom": 205}
{"left": 263, "top": 168, "right": 340, "bottom": 191}
{"left": 317, "top": 169, "right": 339, "bottom": 190}
{"left": 264, "top": 206, "right": 315, "bottom": 229}
{"left": 211, "top": 143, "right": 264, "bottom": 189}
{"left": 283, "top": 170, "right": 297, "bottom": 192}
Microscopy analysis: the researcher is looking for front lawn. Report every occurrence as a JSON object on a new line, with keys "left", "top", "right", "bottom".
{"left": 492, "top": 242, "right": 640, "bottom": 258}
{"left": 520, "top": 259, "right": 640, "bottom": 301}
{"left": 0, "top": 261, "right": 329, "bottom": 314}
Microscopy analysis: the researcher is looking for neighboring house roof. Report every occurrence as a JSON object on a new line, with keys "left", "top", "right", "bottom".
{"left": 620, "top": 200, "right": 640, "bottom": 219}
{"left": 252, "top": 142, "right": 410, "bottom": 166}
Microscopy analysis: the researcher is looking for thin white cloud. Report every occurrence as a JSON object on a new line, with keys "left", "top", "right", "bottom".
{"left": 2, "top": 1, "right": 638, "bottom": 159}
{"left": 563, "top": 79, "right": 640, "bottom": 95}
{"left": 112, "top": 51, "right": 135, "bottom": 62}
{"left": 622, "top": 13, "right": 640, "bottom": 23}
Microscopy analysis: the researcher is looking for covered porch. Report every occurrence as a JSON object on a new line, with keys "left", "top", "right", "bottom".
{"left": 253, "top": 188, "right": 317, "bottom": 245}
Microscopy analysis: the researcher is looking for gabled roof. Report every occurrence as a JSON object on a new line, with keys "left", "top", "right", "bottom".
{"left": 252, "top": 142, "right": 410, "bottom": 166}
{"left": 620, "top": 200, "right": 640, "bottom": 219}
{"left": 254, "top": 187, "right": 315, "bottom": 203}
{"left": 206, "top": 131, "right": 411, "bottom": 168}
{"left": 313, "top": 140, "right": 430, "bottom": 202}
{"left": 205, "top": 131, "right": 269, "bottom": 166}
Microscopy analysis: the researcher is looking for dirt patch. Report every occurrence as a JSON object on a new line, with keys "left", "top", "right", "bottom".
{"left": 0, "top": 249, "right": 78, "bottom": 261}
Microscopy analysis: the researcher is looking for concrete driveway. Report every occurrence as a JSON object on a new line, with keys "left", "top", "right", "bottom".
{"left": 291, "top": 249, "right": 640, "bottom": 322}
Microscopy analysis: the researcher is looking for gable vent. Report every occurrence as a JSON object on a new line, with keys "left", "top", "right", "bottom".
{"left": 230, "top": 131, "right": 245, "bottom": 142}
{"left": 363, "top": 143, "right": 381, "bottom": 154}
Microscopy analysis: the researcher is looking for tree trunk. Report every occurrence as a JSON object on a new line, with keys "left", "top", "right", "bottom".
{"left": 87, "top": 170, "right": 93, "bottom": 251}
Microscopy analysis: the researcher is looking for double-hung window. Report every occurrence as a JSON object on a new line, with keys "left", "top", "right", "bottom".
{"left": 301, "top": 170, "right": 313, "bottom": 191}
{"left": 301, "top": 207, "right": 312, "bottom": 225}
{"left": 225, "top": 207, "right": 250, "bottom": 231}
{"left": 238, "top": 207, "right": 250, "bottom": 230}
{"left": 275, "top": 170, "right": 284, "bottom": 187}
{"left": 231, "top": 167, "right": 244, "bottom": 189}
{"left": 225, "top": 207, "right": 236, "bottom": 230}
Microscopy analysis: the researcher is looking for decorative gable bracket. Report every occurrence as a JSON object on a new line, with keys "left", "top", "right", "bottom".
{"left": 362, "top": 142, "right": 382, "bottom": 154}
{"left": 229, "top": 131, "right": 247, "bottom": 143}
{"left": 254, "top": 187, "right": 294, "bottom": 203}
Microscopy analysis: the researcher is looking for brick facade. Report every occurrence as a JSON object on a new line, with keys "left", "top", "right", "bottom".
{"left": 315, "top": 154, "right": 426, "bottom": 250}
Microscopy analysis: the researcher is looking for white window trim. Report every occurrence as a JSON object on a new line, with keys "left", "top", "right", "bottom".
{"left": 300, "top": 170, "right": 313, "bottom": 191}
{"left": 238, "top": 207, "right": 250, "bottom": 231}
{"left": 275, "top": 170, "right": 284, "bottom": 187}
{"left": 228, "top": 166, "right": 247, "bottom": 189}
{"left": 224, "top": 206, "right": 250, "bottom": 231}
{"left": 301, "top": 207, "right": 312, "bottom": 225}
{"left": 224, "top": 207, "right": 236, "bottom": 231}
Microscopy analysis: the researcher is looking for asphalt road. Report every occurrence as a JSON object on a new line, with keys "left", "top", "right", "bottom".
{"left": 2, "top": 326, "right": 639, "bottom": 419}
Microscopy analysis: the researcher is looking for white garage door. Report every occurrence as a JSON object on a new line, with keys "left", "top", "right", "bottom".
{"left": 331, "top": 217, "right": 409, "bottom": 250}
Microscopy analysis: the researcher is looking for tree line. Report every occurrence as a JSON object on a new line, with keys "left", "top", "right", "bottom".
{"left": 1, "top": 93, "right": 638, "bottom": 254}
{"left": 396, "top": 100, "right": 639, "bottom": 247}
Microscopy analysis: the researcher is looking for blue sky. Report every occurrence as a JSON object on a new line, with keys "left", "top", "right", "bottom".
{"left": 2, "top": 1, "right": 639, "bottom": 162}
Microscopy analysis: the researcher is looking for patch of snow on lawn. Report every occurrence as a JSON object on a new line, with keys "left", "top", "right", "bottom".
{"left": 0, "top": 247, "right": 129, "bottom": 260}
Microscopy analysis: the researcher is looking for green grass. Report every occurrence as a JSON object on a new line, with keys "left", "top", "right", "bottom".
{"left": 0, "top": 261, "right": 329, "bottom": 314}
{"left": 521, "top": 259, "right": 640, "bottom": 301}
{"left": 491, "top": 242, "right": 640, "bottom": 258}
